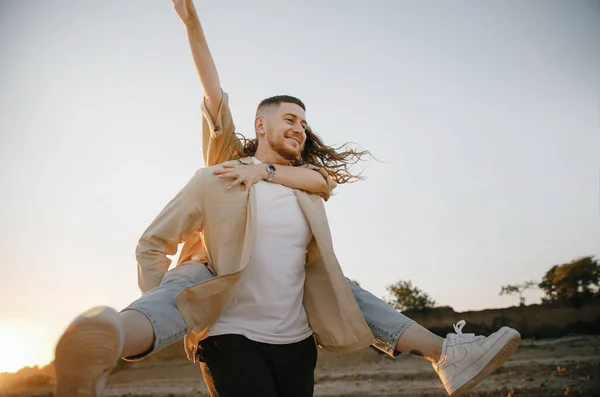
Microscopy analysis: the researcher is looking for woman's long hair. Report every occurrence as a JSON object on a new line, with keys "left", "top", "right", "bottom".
{"left": 233, "top": 126, "right": 373, "bottom": 184}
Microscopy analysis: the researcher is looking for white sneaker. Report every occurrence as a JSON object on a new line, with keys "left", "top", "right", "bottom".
{"left": 54, "top": 306, "right": 124, "bottom": 397}
{"left": 432, "top": 320, "right": 521, "bottom": 396}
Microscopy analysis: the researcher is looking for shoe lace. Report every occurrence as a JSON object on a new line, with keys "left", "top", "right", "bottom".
{"left": 453, "top": 319, "right": 467, "bottom": 334}
{"left": 447, "top": 319, "right": 484, "bottom": 343}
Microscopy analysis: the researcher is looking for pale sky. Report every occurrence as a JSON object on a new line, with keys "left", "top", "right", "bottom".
{"left": 0, "top": 0, "right": 599, "bottom": 370}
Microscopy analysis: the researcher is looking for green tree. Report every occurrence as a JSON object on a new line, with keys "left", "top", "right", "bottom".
{"left": 499, "top": 280, "right": 537, "bottom": 306}
{"left": 384, "top": 280, "right": 436, "bottom": 311}
{"left": 539, "top": 256, "right": 599, "bottom": 304}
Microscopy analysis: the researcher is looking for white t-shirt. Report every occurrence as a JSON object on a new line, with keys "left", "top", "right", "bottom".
{"left": 206, "top": 159, "right": 314, "bottom": 344}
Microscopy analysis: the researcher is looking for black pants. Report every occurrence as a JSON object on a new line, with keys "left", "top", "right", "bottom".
{"left": 198, "top": 334, "right": 317, "bottom": 397}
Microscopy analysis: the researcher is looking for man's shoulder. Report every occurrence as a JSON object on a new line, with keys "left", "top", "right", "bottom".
{"left": 194, "top": 165, "right": 219, "bottom": 181}
{"left": 210, "top": 157, "right": 253, "bottom": 168}
{"left": 200, "top": 159, "right": 240, "bottom": 172}
{"left": 193, "top": 159, "right": 241, "bottom": 184}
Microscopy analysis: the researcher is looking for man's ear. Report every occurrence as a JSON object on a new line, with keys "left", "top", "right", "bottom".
{"left": 255, "top": 116, "right": 266, "bottom": 139}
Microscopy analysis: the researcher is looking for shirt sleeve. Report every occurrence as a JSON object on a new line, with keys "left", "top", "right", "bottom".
{"left": 201, "top": 91, "right": 244, "bottom": 166}
{"left": 135, "top": 170, "right": 206, "bottom": 294}
{"left": 301, "top": 164, "right": 338, "bottom": 202}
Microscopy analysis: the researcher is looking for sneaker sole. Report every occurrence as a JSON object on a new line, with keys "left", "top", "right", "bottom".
{"left": 450, "top": 327, "right": 521, "bottom": 396}
{"left": 54, "top": 306, "right": 124, "bottom": 397}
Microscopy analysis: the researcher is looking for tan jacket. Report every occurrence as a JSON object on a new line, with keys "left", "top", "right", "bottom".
{"left": 135, "top": 93, "right": 375, "bottom": 360}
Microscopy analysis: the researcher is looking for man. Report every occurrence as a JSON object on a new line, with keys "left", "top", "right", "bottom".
{"left": 53, "top": 1, "right": 520, "bottom": 396}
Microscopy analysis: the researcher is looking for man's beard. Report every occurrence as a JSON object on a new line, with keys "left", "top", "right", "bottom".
{"left": 266, "top": 128, "right": 300, "bottom": 161}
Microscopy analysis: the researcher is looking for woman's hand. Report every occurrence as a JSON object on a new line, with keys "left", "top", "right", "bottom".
{"left": 213, "top": 163, "right": 268, "bottom": 191}
{"left": 172, "top": 0, "right": 198, "bottom": 27}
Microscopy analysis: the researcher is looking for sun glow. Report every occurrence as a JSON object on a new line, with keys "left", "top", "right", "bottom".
{"left": 0, "top": 323, "right": 49, "bottom": 373}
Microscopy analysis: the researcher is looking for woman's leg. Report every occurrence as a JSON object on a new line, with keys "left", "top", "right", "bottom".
{"left": 54, "top": 262, "right": 215, "bottom": 397}
{"left": 345, "top": 278, "right": 521, "bottom": 396}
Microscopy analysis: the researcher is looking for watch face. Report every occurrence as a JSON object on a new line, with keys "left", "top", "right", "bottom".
{"left": 267, "top": 165, "right": 276, "bottom": 173}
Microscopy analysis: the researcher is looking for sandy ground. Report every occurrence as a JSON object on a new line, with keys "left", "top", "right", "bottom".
{"left": 2, "top": 335, "right": 599, "bottom": 396}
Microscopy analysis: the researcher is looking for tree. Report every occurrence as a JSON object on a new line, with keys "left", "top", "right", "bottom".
{"left": 384, "top": 280, "right": 436, "bottom": 311}
{"left": 499, "top": 280, "right": 537, "bottom": 306}
{"left": 538, "top": 256, "right": 599, "bottom": 304}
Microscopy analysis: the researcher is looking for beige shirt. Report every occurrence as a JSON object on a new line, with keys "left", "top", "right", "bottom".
{"left": 135, "top": 93, "right": 374, "bottom": 361}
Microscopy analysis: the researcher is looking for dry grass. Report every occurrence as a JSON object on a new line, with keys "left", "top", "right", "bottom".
{"left": 1, "top": 335, "right": 599, "bottom": 396}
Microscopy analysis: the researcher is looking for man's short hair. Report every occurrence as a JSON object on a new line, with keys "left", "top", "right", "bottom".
{"left": 256, "top": 95, "right": 306, "bottom": 116}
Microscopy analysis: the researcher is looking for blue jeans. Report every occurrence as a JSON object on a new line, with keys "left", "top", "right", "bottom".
{"left": 123, "top": 261, "right": 414, "bottom": 360}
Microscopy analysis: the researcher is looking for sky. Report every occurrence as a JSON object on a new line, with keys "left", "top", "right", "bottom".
{"left": 0, "top": 0, "right": 599, "bottom": 371}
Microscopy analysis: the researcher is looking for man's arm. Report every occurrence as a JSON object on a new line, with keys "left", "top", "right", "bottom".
{"left": 173, "top": 0, "right": 222, "bottom": 120}
{"left": 135, "top": 169, "right": 206, "bottom": 293}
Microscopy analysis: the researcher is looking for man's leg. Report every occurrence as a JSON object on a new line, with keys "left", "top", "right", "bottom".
{"left": 346, "top": 279, "right": 520, "bottom": 396}
{"left": 198, "top": 335, "right": 278, "bottom": 397}
{"left": 270, "top": 335, "right": 318, "bottom": 397}
{"left": 54, "top": 261, "right": 214, "bottom": 397}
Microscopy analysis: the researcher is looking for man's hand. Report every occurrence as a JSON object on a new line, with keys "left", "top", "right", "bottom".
{"left": 172, "top": 0, "right": 198, "bottom": 27}
{"left": 214, "top": 164, "right": 268, "bottom": 191}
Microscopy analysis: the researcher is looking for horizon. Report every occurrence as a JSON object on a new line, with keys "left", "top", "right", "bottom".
{"left": 1, "top": 0, "right": 599, "bottom": 371}
{"left": 0, "top": 294, "right": 592, "bottom": 375}
{"left": 0, "top": 291, "right": 597, "bottom": 375}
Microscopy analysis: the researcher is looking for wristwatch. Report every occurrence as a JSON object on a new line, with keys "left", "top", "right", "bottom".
{"left": 265, "top": 164, "right": 277, "bottom": 182}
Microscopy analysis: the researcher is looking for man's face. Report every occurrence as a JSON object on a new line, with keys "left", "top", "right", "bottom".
{"left": 263, "top": 102, "right": 307, "bottom": 161}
